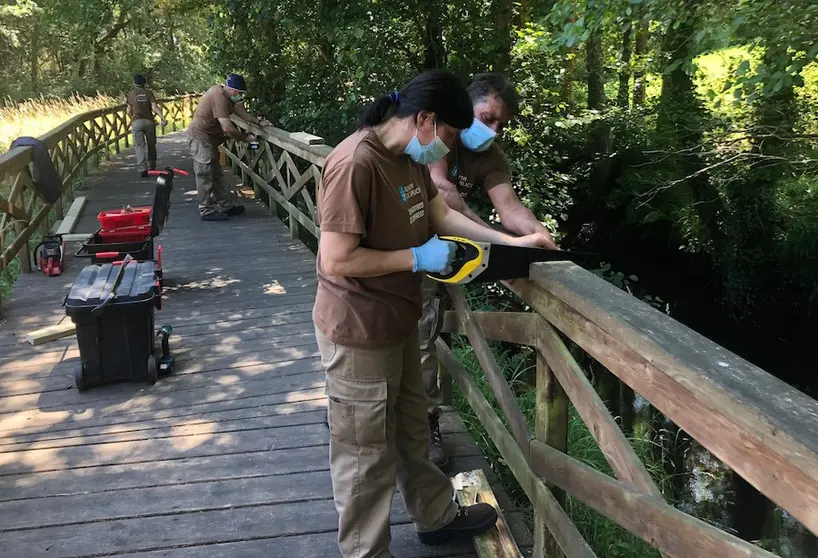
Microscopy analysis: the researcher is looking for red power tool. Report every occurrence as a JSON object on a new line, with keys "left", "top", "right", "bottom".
{"left": 34, "top": 235, "right": 66, "bottom": 277}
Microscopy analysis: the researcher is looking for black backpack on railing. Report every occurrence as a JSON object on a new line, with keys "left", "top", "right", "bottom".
{"left": 9, "top": 136, "right": 63, "bottom": 204}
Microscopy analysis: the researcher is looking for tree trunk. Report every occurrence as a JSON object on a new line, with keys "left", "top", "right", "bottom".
{"left": 494, "top": 0, "right": 514, "bottom": 73}
{"left": 656, "top": 2, "right": 724, "bottom": 254}
{"left": 617, "top": 21, "right": 632, "bottom": 108}
{"left": 586, "top": 28, "right": 605, "bottom": 110}
{"left": 632, "top": 14, "right": 649, "bottom": 106}
{"left": 722, "top": 46, "right": 796, "bottom": 317}
{"left": 422, "top": 0, "right": 446, "bottom": 69}
{"left": 29, "top": 21, "right": 40, "bottom": 94}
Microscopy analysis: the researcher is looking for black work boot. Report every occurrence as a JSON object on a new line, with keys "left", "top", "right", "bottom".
{"left": 428, "top": 412, "right": 449, "bottom": 470}
{"left": 201, "top": 212, "right": 229, "bottom": 222}
{"left": 225, "top": 205, "right": 246, "bottom": 216}
{"left": 417, "top": 503, "right": 498, "bottom": 545}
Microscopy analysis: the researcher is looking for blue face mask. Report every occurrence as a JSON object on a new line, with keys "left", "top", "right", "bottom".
{"left": 404, "top": 118, "right": 450, "bottom": 165}
{"left": 460, "top": 118, "right": 497, "bottom": 152}
{"left": 230, "top": 94, "right": 244, "bottom": 103}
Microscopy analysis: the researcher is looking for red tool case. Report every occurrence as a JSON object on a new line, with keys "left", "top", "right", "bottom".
{"left": 75, "top": 168, "right": 186, "bottom": 266}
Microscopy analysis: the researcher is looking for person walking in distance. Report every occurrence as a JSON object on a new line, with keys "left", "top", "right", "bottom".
{"left": 126, "top": 74, "right": 167, "bottom": 178}
{"left": 314, "top": 68, "right": 554, "bottom": 558}
{"left": 420, "top": 73, "right": 559, "bottom": 469}
{"left": 186, "top": 73, "right": 271, "bottom": 221}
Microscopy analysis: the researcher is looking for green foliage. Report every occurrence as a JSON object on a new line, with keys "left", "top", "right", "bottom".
{"left": 0, "top": 0, "right": 217, "bottom": 101}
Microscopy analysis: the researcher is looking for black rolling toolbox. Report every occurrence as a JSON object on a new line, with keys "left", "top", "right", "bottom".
{"left": 65, "top": 257, "right": 166, "bottom": 391}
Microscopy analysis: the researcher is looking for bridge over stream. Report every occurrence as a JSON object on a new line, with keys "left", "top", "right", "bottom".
{"left": 0, "top": 97, "right": 817, "bottom": 558}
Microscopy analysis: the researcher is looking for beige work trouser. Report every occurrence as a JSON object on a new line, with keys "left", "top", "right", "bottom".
{"left": 132, "top": 118, "right": 157, "bottom": 172}
{"left": 187, "top": 136, "right": 235, "bottom": 216}
{"left": 419, "top": 275, "right": 445, "bottom": 417}
{"left": 316, "top": 326, "right": 459, "bottom": 558}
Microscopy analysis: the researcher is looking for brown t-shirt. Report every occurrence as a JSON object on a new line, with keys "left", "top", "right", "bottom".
{"left": 445, "top": 138, "right": 511, "bottom": 199}
{"left": 126, "top": 88, "right": 156, "bottom": 121}
{"left": 187, "top": 85, "right": 234, "bottom": 141}
{"left": 313, "top": 128, "right": 439, "bottom": 348}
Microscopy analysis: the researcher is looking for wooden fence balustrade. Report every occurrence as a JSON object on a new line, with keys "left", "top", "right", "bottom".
{"left": 0, "top": 94, "right": 199, "bottom": 280}
{"left": 227, "top": 117, "right": 818, "bottom": 558}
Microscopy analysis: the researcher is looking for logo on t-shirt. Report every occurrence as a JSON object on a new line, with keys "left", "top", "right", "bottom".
{"left": 397, "top": 183, "right": 421, "bottom": 203}
{"left": 448, "top": 163, "right": 474, "bottom": 198}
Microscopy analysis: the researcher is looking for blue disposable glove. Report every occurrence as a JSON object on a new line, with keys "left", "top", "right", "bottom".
{"left": 411, "top": 235, "right": 457, "bottom": 273}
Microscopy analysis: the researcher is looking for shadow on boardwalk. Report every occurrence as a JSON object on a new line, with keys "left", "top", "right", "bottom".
{"left": 0, "top": 132, "right": 532, "bottom": 557}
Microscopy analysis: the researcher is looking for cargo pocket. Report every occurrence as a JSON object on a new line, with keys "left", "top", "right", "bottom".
{"left": 326, "top": 373, "right": 388, "bottom": 451}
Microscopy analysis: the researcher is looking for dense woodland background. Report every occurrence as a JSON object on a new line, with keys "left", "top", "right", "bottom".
{"left": 2, "top": 0, "right": 818, "bottom": 555}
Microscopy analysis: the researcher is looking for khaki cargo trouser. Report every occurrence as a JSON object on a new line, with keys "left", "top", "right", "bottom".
{"left": 187, "top": 136, "right": 235, "bottom": 216}
{"left": 419, "top": 275, "right": 445, "bottom": 417}
{"left": 132, "top": 118, "right": 157, "bottom": 172}
{"left": 315, "top": 326, "right": 458, "bottom": 558}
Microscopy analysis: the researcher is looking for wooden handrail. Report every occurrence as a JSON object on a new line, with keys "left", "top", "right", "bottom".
{"left": 521, "top": 262, "right": 818, "bottom": 535}
{"left": 222, "top": 122, "right": 818, "bottom": 557}
{"left": 0, "top": 94, "right": 199, "bottom": 278}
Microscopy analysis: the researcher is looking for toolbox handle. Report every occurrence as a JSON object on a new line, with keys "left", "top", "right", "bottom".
{"left": 93, "top": 251, "right": 121, "bottom": 259}
{"left": 148, "top": 167, "right": 189, "bottom": 176}
{"left": 91, "top": 255, "right": 133, "bottom": 317}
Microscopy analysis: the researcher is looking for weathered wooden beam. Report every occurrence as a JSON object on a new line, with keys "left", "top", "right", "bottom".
{"left": 516, "top": 263, "right": 818, "bottom": 536}
{"left": 452, "top": 469, "right": 523, "bottom": 558}
{"left": 441, "top": 310, "right": 539, "bottom": 346}
{"left": 446, "top": 285, "right": 533, "bottom": 454}
{"left": 533, "top": 347, "right": 568, "bottom": 558}
{"left": 224, "top": 150, "right": 320, "bottom": 239}
{"left": 538, "top": 319, "right": 664, "bottom": 500}
{"left": 0, "top": 196, "right": 29, "bottom": 221}
{"left": 436, "top": 339, "right": 597, "bottom": 558}
{"left": 0, "top": 202, "right": 51, "bottom": 271}
{"left": 231, "top": 117, "right": 333, "bottom": 166}
{"left": 530, "top": 439, "right": 778, "bottom": 558}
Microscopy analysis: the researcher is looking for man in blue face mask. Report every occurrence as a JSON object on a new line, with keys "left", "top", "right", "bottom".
{"left": 187, "top": 73, "right": 272, "bottom": 221}
{"left": 420, "top": 73, "right": 558, "bottom": 469}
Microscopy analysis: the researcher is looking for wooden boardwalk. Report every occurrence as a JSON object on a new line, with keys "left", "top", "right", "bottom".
{"left": 0, "top": 133, "right": 532, "bottom": 557}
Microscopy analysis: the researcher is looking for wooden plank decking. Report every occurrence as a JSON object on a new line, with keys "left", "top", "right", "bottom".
{"left": 0, "top": 133, "right": 532, "bottom": 557}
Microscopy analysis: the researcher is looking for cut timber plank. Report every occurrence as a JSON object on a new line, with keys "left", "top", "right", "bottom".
{"left": 49, "top": 219, "right": 62, "bottom": 234}
{"left": 290, "top": 131, "right": 325, "bottom": 145}
{"left": 54, "top": 195, "right": 86, "bottom": 235}
{"left": 60, "top": 232, "right": 92, "bottom": 243}
{"left": 24, "top": 321, "right": 75, "bottom": 345}
{"left": 453, "top": 469, "right": 523, "bottom": 558}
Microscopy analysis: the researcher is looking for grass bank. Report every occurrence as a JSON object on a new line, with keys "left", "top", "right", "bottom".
{"left": 0, "top": 94, "right": 116, "bottom": 154}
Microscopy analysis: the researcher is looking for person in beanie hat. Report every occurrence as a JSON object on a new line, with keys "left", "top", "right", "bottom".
{"left": 186, "top": 73, "right": 271, "bottom": 221}
{"left": 126, "top": 74, "right": 167, "bottom": 177}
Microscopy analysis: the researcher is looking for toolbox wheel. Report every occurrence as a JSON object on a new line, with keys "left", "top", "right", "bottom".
{"left": 146, "top": 355, "right": 158, "bottom": 385}
{"left": 74, "top": 365, "right": 87, "bottom": 392}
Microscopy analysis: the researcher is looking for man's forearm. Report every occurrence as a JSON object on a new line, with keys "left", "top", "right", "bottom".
{"left": 222, "top": 123, "right": 247, "bottom": 140}
{"left": 502, "top": 208, "right": 557, "bottom": 246}
{"left": 234, "top": 105, "right": 260, "bottom": 124}
{"left": 434, "top": 180, "right": 492, "bottom": 228}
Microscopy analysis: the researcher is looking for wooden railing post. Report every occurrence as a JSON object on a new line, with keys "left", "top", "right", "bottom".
{"left": 534, "top": 348, "right": 569, "bottom": 558}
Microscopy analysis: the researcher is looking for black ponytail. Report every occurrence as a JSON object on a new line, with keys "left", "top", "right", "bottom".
{"left": 360, "top": 95, "right": 396, "bottom": 127}
{"left": 358, "top": 69, "right": 473, "bottom": 130}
